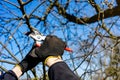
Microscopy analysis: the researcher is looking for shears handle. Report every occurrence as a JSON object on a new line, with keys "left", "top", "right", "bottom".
{"left": 64, "top": 47, "right": 73, "bottom": 52}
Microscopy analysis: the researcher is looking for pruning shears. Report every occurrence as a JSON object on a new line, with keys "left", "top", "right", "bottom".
{"left": 25, "top": 28, "right": 73, "bottom": 52}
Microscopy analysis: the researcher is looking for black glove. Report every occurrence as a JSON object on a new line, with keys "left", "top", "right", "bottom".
{"left": 35, "top": 35, "right": 66, "bottom": 61}
{"left": 18, "top": 46, "right": 40, "bottom": 73}
{"left": 18, "top": 35, "right": 66, "bottom": 73}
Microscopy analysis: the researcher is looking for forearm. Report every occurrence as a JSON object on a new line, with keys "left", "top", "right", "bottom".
{"left": 0, "top": 65, "right": 22, "bottom": 80}
{"left": 0, "top": 70, "right": 18, "bottom": 80}
{"left": 48, "top": 62, "right": 79, "bottom": 80}
{"left": 45, "top": 57, "right": 79, "bottom": 80}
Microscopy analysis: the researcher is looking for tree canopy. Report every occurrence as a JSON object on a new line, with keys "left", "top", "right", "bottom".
{"left": 0, "top": 0, "right": 120, "bottom": 80}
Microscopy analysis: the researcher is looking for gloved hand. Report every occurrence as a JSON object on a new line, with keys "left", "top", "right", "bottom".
{"left": 18, "top": 46, "right": 40, "bottom": 73}
{"left": 35, "top": 35, "right": 66, "bottom": 61}
{"left": 18, "top": 35, "right": 66, "bottom": 73}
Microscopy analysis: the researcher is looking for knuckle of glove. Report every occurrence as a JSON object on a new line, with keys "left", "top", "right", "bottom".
{"left": 46, "top": 35, "right": 53, "bottom": 41}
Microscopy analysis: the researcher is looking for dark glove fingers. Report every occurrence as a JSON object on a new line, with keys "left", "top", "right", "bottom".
{"left": 45, "top": 35, "right": 53, "bottom": 42}
{"left": 46, "top": 35, "right": 67, "bottom": 52}
{"left": 35, "top": 35, "right": 66, "bottom": 62}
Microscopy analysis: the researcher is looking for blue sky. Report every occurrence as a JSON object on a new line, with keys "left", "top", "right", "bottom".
{"left": 0, "top": 0, "right": 89, "bottom": 78}
{"left": 0, "top": 0, "right": 119, "bottom": 79}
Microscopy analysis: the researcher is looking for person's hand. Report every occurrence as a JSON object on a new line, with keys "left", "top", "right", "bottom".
{"left": 35, "top": 35, "right": 66, "bottom": 61}
{"left": 18, "top": 46, "right": 40, "bottom": 73}
{"left": 18, "top": 35, "right": 66, "bottom": 73}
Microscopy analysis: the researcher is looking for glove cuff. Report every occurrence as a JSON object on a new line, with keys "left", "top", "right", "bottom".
{"left": 14, "top": 64, "right": 22, "bottom": 71}
{"left": 44, "top": 56, "right": 62, "bottom": 66}
{"left": 18, "top": 62, "right": 26, "bottom": 74}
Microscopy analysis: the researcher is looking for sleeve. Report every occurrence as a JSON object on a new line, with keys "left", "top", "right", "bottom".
{"left": 0, "top": 70, "right": 18, "bottom": 80}
{"left": 48, "top": 62, "right": 79, "bottom": 80}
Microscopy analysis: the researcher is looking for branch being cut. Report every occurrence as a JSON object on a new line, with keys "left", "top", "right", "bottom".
{"left": 17, "top": 0, "right": 33, "bottom": 31}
